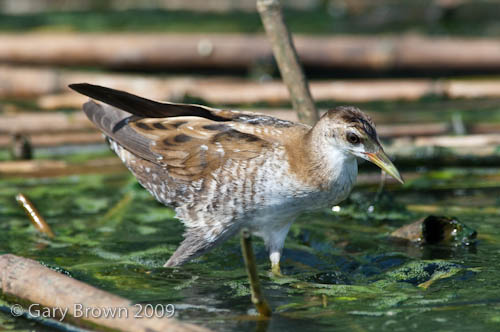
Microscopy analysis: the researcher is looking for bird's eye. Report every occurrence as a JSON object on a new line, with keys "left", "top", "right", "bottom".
{"left": 347, "top": 132, "right": 360, "bottom": 144}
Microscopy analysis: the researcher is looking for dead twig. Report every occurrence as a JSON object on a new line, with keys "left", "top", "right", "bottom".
{"left": 240, "top": 229, "right": 272, "bottom": 317}
{"left": 15, "top": 193, "right": 54, "bottom": 238}
{"left": 257, "top": 0, "right": 319, "bottom": 125}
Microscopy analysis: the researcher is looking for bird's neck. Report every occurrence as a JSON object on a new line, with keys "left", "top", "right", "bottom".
{"left": 286, "top": 129, "right": 357, "bottom": 191}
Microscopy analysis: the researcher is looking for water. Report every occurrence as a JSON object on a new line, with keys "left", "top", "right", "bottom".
{"left": 0, "top": 165, "right": 499, "bottom": 331}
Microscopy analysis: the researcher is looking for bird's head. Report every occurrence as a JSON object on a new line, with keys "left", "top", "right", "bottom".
{"left": 313, "top": 106, "right": 404, "bottom": 184}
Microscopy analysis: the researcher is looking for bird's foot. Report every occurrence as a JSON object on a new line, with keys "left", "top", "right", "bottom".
{"left": 271, "top": 263, "right": 284, "bottom": 277}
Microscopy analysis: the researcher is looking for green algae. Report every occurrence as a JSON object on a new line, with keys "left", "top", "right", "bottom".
{"left": 0, "top": 169, "right": 499, "bottom": 331}
{"left": 384, "top": 260, "right": 464, "bottom": 286}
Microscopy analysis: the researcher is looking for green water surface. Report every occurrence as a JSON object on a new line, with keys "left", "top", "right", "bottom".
{"left": 0, "top": 165, "right": 499, "bottom": 331}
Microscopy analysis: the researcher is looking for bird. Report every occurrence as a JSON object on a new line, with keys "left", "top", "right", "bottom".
{"left": 69, "top": 83, "right": 403, "bottom": 275}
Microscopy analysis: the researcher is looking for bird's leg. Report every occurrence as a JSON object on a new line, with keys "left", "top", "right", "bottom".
{"left": 260, "top": 221, "right": 292, "bottom": 277}
{"left": 270, "top": 251, "right": 283, "bottom": 276}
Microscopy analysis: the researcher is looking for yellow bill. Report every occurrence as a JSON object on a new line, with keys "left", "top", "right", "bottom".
{"left": 366, "top": 150, "right": 404, "bottom": 184}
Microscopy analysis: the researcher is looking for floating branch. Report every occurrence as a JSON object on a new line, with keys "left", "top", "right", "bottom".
{"left": 240, "top": 229, "right": 272, "bottom": 317}
{"left": 15, "top": 193, "right": 54, "bottom": 238}
{"left": 0, "top": 254, "right": 210, "bottom": 332}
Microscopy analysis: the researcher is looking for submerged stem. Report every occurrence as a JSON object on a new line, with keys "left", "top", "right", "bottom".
{"left": 240, "top": 228, "right": 272, "bottom": 317}
{"left": 16, "top": 193, "right": 54, "bottom": 238}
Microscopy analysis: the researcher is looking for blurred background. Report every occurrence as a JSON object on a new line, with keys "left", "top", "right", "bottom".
{"left": 1, "top": 1, "right": 500, "bottom": 332}
{"left": 2, "top": 0, "right": 500, "bottom": 171}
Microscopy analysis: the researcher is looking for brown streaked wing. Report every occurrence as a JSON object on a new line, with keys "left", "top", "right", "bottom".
{"left": 129, "top": 117, "right": 272, "bottom": 182}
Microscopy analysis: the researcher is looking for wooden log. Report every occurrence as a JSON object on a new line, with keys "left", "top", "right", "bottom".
{"left": 0, "top": 158, "right": 125, "bottom": 178}
{"left": 468, "top": 123, "right": 500, "bottom": 135}
{"left": 414, "top": 134, "right": 500, "bottom": 148}
{"left": 2, "top": 33, "right": 500, "bottom": 71}
{"left": 0, "top": 254, "right": 210, "bottom": 332}
{"left": 0, "top": 66, "right": 196, "bottom": 99}
{"left": 376, "top": 123, "right": 449, "bottom": 138}
{"left": 4, "top": 66, "right": 500, "bottom": 103}
{"left": 0, "top": 112, "right": 94, "bottom": 134}
{"left": 0, "top": 66, "right": 60, "bottom": 97}
{"left": 0, "top": 132, "right": 103, "bottom": 147}
{"left": 446, "top": 80, "right": 500, "bottom": 99}
{"left": 35, "top": 79, "right": 441, "bottom": 108}
{"left": 0, "top": 0, "right": 319, "bottom": 14}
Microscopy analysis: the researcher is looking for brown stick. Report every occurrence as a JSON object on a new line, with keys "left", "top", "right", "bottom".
{"left": 240, "top": 229, "right": 272, "bottom": 317}
{"left": 0, "top": 254, "right": 210, "bottom": 332}
{"left": 257, "top": 0, "right": 318, "bottom": 125}
{"left": 15, "top": 193, "right": 55, "bottom": 238}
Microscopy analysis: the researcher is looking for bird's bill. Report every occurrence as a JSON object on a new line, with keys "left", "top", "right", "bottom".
{"left": 365, "top": 150, "right": 404, "bottom": 184}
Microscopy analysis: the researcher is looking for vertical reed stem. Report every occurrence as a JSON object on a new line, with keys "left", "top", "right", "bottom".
{"left": 240, "top": 229, "right": 272, "bottom": 317}
{"left": 257, "top": 0, "right": 319, "bottom": 126}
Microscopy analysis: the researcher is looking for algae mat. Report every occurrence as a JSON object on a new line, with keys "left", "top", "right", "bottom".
{"left": 0, "top": 168, "right": 499, "bottom": 331}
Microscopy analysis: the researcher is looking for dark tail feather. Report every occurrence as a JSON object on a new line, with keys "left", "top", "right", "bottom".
{"left": 82, "top": 100, "right": 155, "bottom": 163}
{"left": 69, "top": 83, "right": 229, "bottom": 121}
{"left": 69, "top": 83, "right": 172, "bottom": 118}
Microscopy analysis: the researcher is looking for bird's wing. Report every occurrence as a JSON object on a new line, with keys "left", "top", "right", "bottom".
{"left": 72, "top": 82, "right": 308, "bottom": 182}
{"left": 129, "top": 116, "right": 274, "bottom": 182}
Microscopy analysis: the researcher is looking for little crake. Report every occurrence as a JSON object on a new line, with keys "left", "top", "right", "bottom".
{"left": 70, "top": 83, "right": 403, "bottom": 274}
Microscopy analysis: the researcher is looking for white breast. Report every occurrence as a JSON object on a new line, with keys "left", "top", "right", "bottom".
{"left": 245, "top": 147, "right": 358, "bottom": 235}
